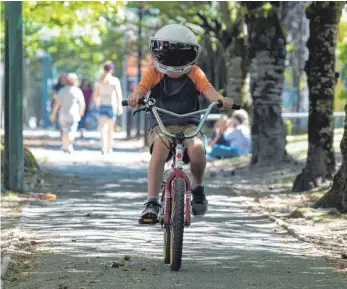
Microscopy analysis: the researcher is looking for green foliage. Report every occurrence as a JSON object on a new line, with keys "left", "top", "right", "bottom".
{"left": 1, "top": 1, "right": 125, "bottom": 79}
{"left": 1, "top": 143, "right": 39, "bottom": 181}
{"left": 23, "top": 1, "right": 123, "bottom": 54}
{"left": 338, "top": 90, "right": 347, "bottom": 100}
{"left": 147, "top": 1, "right": 243, "bottom": 47}
{"left": 337, "top": 14, "right": 347, "bottom": 64}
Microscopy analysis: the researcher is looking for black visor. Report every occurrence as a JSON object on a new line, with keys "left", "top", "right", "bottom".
{"left": 150, "top": 40, "right": 199, "bottom": 67}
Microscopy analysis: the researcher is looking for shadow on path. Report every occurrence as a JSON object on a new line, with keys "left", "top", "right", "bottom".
{"left": 3, "top": 147, "right": 347, "bottom": 289}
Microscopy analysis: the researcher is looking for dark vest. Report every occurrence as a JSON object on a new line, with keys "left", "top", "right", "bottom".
{"left": 148, "top": 74, "right": 201, "bottom": 128}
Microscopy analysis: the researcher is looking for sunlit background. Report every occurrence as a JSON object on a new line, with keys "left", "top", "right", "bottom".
{"left": 0, "top": 1, "right": 346, "bottom": 137}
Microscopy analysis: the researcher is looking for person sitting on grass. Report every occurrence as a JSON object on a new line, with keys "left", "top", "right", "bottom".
{"left": 207, "top": 109, "right": 251, "bottom": 159}
{"left": 50, "top": 73, "right": 86, "bottom": 154}
{"left": 223, "top": 109, "right": 252, "bottom": 157}
{"left": 206, "top": 115, "right": 231, "bottom": 159}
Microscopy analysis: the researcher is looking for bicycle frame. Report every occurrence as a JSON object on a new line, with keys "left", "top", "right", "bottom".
{"left": 142, "top": 98, "right": 221, "bottom": 227}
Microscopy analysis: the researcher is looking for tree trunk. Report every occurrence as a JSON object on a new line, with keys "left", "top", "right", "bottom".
{"left": 225, "top": 51, "right": 244, "bottom": 105}
{"left": 197, "top": 35, "right": 215, "bottom": 86}
{"left": 314, "top": 103, "right": 347, "bottom": 212}
{"left": 292, "top": 2, "right": 343, "bottom": 192}
{"left": 281, "top": 2, "right": 308, "bottom": 134}
{"left": 224, "top": 18, "right": 250, "bottom": 115}
{"left": 197, "top": 35, "right": 217, "bottom": 108}
{"left": 213, "top": 41, "right": 226, "bottom": 92}
{"left": 246, "top": 4, "right": 287, "bottom": 166}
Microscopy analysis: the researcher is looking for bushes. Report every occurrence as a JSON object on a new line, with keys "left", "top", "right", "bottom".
{"left": 1, "top": 143, "right": 40, "bottom": 183}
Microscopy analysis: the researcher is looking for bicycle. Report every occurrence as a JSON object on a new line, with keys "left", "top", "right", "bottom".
{"left": 122, "top": 97, "right": 240, "bottom": 271}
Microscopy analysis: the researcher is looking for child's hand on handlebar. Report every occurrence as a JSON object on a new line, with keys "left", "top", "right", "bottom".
{"left": 127, "top": 92, "right": 142, "bottom": 108}
{"left": 220, "top": 97, "right": 234, "bottom": 110}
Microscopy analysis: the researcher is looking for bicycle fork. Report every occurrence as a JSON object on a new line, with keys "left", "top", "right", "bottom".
{"left": 163, "top": 143, "right": 192, "bottom": 227}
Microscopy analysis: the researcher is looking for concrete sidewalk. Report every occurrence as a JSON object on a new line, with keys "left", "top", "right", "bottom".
{"left": 2, "top": 141, "right": 347, "bottom": 289}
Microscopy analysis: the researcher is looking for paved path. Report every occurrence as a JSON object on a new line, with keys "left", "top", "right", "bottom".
{"left": 3, "top": 137, "right": 347, "bottom": 289}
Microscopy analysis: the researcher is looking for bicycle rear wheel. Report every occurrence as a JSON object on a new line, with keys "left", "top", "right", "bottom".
{"left": 170, "top": 177, "right": 186, "bottom": 271}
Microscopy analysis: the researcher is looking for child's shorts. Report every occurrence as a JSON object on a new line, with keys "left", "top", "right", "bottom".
{"left": 59, "top": 119, "right": 78, "bottom": 135}
{"left": 148, "top": 124, "right": 205, "bottom": 162}
{"left": 98, "top": 105, "right": 115, "bottom": 119}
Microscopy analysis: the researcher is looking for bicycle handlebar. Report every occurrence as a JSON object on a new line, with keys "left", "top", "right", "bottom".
{"left": 122, "top": 98, "right": 241, "bottom": 140}
{"left": 122, "top": 99, "right": 145, "bottom": 106}
{"left": 122, "top": 99, "right": 240, "bottom": 110}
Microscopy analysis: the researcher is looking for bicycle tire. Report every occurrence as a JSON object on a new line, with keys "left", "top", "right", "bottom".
{"left": 170, "top": 177, "right": 185, "bottom": 271}
{"left": 163, "top": 199, "right": 171, "bottom": 264}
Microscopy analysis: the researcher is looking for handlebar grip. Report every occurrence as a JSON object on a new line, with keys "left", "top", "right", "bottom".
{"left": 217, "top": 100, "right": 241, "bottom": 110}
{"left": 122, "top": 98, "right": 145, "bottom": 106}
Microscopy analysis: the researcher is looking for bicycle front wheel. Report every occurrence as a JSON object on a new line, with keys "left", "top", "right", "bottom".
{"left": 163, "top": 199, "right": 171, "bottom": 264}
{"left": 170, "top": 177, "right": 186, "bottom": 271}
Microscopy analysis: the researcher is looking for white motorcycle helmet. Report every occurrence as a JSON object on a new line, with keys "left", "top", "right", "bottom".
{"left": 150, "top": 24, "right": 200, "bottom": 75}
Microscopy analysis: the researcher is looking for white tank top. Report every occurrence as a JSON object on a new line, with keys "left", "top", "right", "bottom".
{"left": 98, "top": 77, "right": 118, "bottom": 107}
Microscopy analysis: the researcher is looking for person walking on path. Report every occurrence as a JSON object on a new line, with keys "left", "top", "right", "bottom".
{"left": 50, "top": 73, "right": 86, "bottom": 153}
{"left": 78, "top": 79, "right": 93, "bottom": 137}
{"left": 50, "top": 73, "right": 66, "bottom": 129}
{"left": 93, "top": 61, "right": 123, "bottom": 154}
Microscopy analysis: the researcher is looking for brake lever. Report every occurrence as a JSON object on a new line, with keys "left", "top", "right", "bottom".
{"left": 133, "top": 106, "right": 147, "bottom": 116}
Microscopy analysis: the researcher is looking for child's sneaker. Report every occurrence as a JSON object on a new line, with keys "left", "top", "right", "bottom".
{"left": 191, "top": 185, "right": 208, "bottom": 216}
{"left": 139, "top": 201, "right": 160, "bottom": 224}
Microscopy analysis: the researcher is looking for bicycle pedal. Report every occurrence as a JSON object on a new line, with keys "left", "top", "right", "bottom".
{"left": 139, "top": 218, "right": 159, "bottom": 225}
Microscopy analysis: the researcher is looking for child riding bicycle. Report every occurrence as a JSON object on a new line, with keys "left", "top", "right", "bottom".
{"left": 127, "top": 24, "right": 234, "bottom": 223}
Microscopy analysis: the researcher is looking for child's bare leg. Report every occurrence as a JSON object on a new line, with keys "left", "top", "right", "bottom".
{"left": 147, "top": 140, "right": 170, "bottom": 198}
{"left": 185, "top": 137, "right": 208, "bottom": 216}
{"left": 185, "top": 137, "right": 206, "bottom": 186}
{"left": 140, "top": 140, "right": 170, "bottom": 221}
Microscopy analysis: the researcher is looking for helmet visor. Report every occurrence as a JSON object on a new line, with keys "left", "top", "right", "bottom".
{"left": 150, "top": 40, "right": 199, "bottom": 67}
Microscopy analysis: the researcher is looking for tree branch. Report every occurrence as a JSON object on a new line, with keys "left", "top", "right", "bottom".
{"left": 219, "top": 2, "right": 234, "bottom": 32}
{"left": 197, "top": 12, "right": 218, "bottom": 36}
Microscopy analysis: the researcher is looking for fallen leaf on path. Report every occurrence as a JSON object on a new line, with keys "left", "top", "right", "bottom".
{"left": 124, "top": 255, "right": 131, "bottom": 261}
{"left": 40, "top": 193, "right": 56, "bottom": 200}
{"left": 288, "top": 209, "right": 304, "bottom": 219}
{"left": 300, "top": 194, "right": 311, "bottom": 201}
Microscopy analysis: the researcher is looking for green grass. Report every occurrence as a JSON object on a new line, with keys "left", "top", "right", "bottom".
{"left": 287, "top": 128, "right": 344, "bottom": 143}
